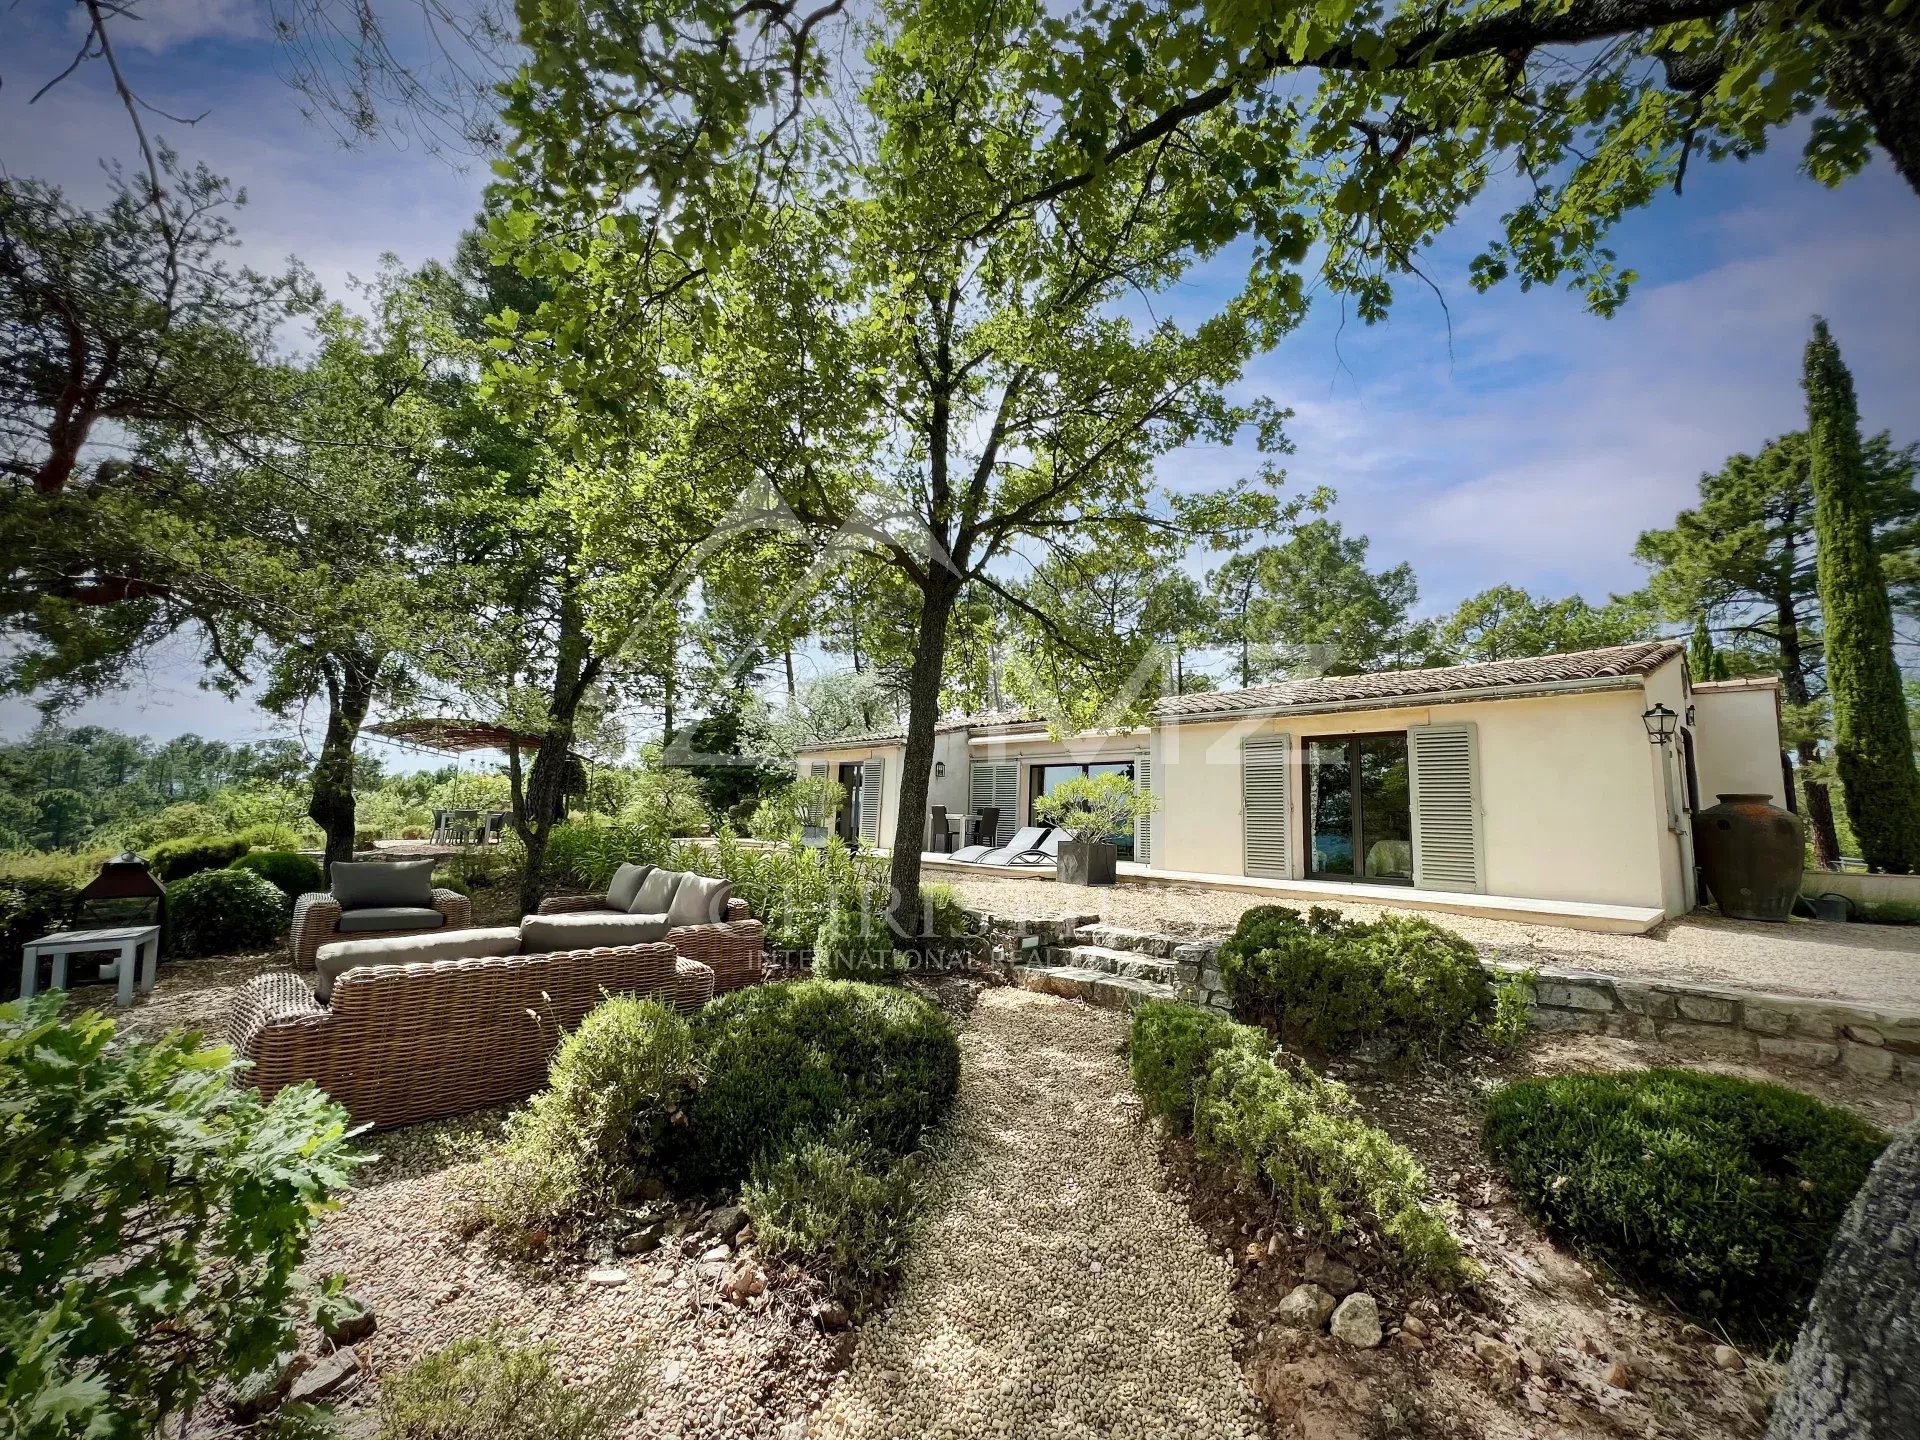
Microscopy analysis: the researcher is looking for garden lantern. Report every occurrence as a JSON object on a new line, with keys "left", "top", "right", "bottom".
{"left": 75, "top": 852, "right": 168, "bottom": 956}
{"left": 1641, "top": 703, "right": 1678, "bottom": 746}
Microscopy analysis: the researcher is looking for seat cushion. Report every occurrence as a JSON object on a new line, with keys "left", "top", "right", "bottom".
{"left": 314, "top": 925, "right": 521, "bottom": 1001}
{"left": 521, "top": 911, "right": 671, "bottom": 954}
{"left": 334, "top": 904, "right": 447, "bottom": 934}
{"left": 606, "top": 862, "right": 654, "bottom": 912}
{"left": 330, "top": 859, "right": 435, "bottom": 910}
{"left": 631, "top": 867, "right": 683, "bottom": 914}
{"left": 666, "top": 874, "right": 732, "bottom": 928}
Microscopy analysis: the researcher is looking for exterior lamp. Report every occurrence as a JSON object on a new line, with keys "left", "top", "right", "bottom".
{"left": 1685, "top": 703, "right": 1697, "bottom": 728}
{"left": 1641, "top": 704, "right": 1678, "bottom": 746}
{"left": 934, "top": 761, "right": 945, "bottom": 778}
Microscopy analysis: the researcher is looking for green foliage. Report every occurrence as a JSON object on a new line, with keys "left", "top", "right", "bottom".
{"left": 1217, "top": 906, "right": 1494, "bottom": 1059}
{"left": 0, "top": 994, "right": 363, "bottom": 1438}
{"left": 1129, "top": 1002, "right": 1466, "bottom": 1285}
{"left": 1860, "top": 900, "right": 1920, "bottom": 925}
{"left": 1, "top": 876, "right": 79, "bottom": 999}
{"left": 1485, "top": 1068, "right": 1887, "bottom": 1340}
{"left": 375, "top": 1334, "right": 621, "bottom": 1440}
{"left": 812, "top": 907, "right": 904, "bottom": 981}
{"left": 149, "top": 833, "right": 250, "bottom": 881}
{"left": 1433, "top": 584, "right": 1650, "bottom": 665}
{"left": 167, "top": 868, "right": 288, "bottom": 958}
{"left": 917, "top": 883, "right": 975, "bottom": 941}
{"left": 230, "top": 850, "right": 325, "bottom": 901}
{"left": 747, "top": 774, "right": 846, "bottom": 841}
{"left": 1031, "top": 772, "right": 1157, "bottom": 843}
{"left": 682, "top": 980, "right": 960, "bottom": 1188}
{"left": 1806, "top": 319, "right": 1920, "bottom": 873}
{"left": 474, "top": 998, "right": 698, "bottom": 1236}
{"left": 1486, "top": 968, "right": 1538, "bottom": 1051}
{"left": 1128, "top": 1000, "right": 1260, "bottom": 1128}
{"left": 743, "top": 1138, "right": 931, "bottom": 1307}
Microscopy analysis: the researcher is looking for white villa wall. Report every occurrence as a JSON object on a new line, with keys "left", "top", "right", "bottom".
{"left": 966, "top": 728, "right": 1153, "bottom": 831}
{"left": 1154, "top": 681, "right": 1680, "bottom": 911}
{"left": 1691, "top": 683, "right": 1787, "bottom": 808}
{"left": 791, "top": 741, "right": 905, "bottom": 846}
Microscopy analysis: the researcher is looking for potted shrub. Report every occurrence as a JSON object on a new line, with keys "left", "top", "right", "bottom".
{"left": 1033, "top": 773, "right": 1156, "bottom": 887}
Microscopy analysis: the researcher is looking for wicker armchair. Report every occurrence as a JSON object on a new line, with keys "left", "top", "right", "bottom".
{"left": 228, "top": 942, "right": 714, "bottom": 1130}
{"left": 538, "top": 889, "right": 767, "bottom": 994}
{"left": 292, "top": 887, "right": 471, "bottom": 969}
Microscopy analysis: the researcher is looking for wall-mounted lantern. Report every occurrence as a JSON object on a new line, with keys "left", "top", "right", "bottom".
{"left": 934, "top": 761, "right": 945, "bottom": 778}
{"left": 1641, "top": 703, "right": 1678, "bottom": 746}
{"left": 1685, "top": 703, "right": 1697, "bottom": 728}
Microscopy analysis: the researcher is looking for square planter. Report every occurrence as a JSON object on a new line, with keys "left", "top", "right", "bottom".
{"left": 1057, "top": 838, "right": 1117, "bottom": 887}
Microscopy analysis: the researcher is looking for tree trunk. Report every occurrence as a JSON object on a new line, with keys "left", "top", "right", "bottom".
{"left": 784, "top": 643, "right": 797, "bottom": 700}
{"left": 513, "top": 584, "right": 597, "bottom": 913}
{"left": 308, "top": 650, "right": 379, "bottom": 871}
{"left": 1767, "top": 1115, "right": 1920, "bottom": 1439}
{"left": 1777, "top": 559, "right": 1843, "bottom": 869}
{"left": 1822, "top": 0, "right": 1920, "bottom": 198}
{"left": 885, "top": 579, "right": 960, "bottom": 940}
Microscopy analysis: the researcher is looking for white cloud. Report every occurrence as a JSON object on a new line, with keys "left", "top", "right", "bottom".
{"left": 108, "top": 0, "right": 264, "bottom": 53}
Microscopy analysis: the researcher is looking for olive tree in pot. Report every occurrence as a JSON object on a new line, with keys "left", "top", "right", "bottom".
{"left": 1034, "top": 773, "right": 1156, "bottom": 886}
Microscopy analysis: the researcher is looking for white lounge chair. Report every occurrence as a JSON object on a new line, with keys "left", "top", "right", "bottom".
{"left": 972, "top": 825, "right": 1056, "bottom": 866}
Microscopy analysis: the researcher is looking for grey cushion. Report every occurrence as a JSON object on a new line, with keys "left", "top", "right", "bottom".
{"left": 631, "top": 867, "right": 683, "bottom": 914}
{"left": 314, "top": 926, "right": 521, "bottom": 1001}
{"left": 520, "top": 911, "right": 671, "bottom": 954}
{"left": 333, "top": 905, "right": 446, "bottom": 934}
{"left": 665, "top": 874, "right": 731, "bottom": 928}
{"left": 330, "top": 859, "right": 435, "bottom": 910}
{"left": 606, "top": 862, "right": 654, "bottom": 912}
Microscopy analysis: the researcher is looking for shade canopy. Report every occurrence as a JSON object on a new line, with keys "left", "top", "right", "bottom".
{"left": 366, "top": 718, "right": 551, "bottom": 755}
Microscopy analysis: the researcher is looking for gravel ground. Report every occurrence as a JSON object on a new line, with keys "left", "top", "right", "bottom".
{"left": 813, "top": 986, "right": 1263, "bottom": 1440}
{"left": 943, "top": 874, "right": 1920, "bottom": 1009}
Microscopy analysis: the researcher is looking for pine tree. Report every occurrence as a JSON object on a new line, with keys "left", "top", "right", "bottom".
{"left": 1805, "top": 318, "right": 1920, "bottom": 873}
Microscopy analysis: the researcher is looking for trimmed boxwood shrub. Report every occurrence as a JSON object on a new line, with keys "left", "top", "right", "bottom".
{"left": 681, "top": 980, "right": 960, "bottom": 1187}
{"left": 229, "top": 850, "right": 325, "bottom": 902}
{"left": 1484, "top": 1068, "right": 1888, "bottom": 1340}
{"left": 1128, "top": 1000, "right": 1468, "bottom": 1284}
{"left": 1129, "top": 999, "right": 1258, "bottom": 1129}
{"left": 1217, "top": 904, "right": 1494, "bottom": 1059}
{"left": 149, "top": 834, "right": 249, "bottom": 882}
{"left": 167, "top": 869, "right": 288, "bottom": 958}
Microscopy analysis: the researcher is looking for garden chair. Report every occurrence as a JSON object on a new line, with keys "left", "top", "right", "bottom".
{"left": 928, "top": 806, "right": 961, "bottom": 852}
{"left": 950, "top": 824, "right": 1051, "bottom": 865}
{"left": 970, "top": 806, "right": 1001, "bottom": 846}
{"left": 291, "top": 859, "right": 471, "bottom": 969}
{"left": 977, "top": 825, "right": 1059, "bottom": 866}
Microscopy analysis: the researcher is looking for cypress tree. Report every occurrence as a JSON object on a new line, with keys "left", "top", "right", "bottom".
{"left": 1804, "top": 318, "right": 1920, "bottom": 872}
{"left": 1689, "top": 615, "right": 1716, "bottom": 680}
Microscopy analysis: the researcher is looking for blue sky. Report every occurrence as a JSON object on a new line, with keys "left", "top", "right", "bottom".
{"left": 4, "top": 1, "right": 1919, "bottom": 764}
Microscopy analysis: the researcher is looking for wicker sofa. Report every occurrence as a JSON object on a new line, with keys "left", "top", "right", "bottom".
{"left": 537, "top": 863, "right": 767, "bottom": 994}
{"left": 229, "top": 934, "right": 714, "bottom": 1130}
{"left": 292, "top": 859, "right": 472, "bottom": 969}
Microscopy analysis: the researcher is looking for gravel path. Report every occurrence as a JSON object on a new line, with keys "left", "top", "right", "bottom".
{"left": 944, "top": 874, "right": 1920, "bottom": 1009}
{"left": 813, "top": 986, "right": 1262, "bottom": 1440}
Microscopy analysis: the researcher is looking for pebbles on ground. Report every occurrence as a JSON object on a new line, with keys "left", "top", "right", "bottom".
{"left": 812, "top": 986, "right": 1263, "bottom": 1440}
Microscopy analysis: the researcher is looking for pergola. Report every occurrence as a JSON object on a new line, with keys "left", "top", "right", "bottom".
{"left": 364, "top": 718, "right": 551, "bottom": 756}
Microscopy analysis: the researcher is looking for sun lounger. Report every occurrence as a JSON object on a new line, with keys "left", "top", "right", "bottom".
{"left": 949, "top": 824, "right": 1051, "bottom": 865}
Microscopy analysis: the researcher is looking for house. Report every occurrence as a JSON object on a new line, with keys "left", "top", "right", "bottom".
{"left": 791, "top": 642, "right": 1790, "bottom": 926}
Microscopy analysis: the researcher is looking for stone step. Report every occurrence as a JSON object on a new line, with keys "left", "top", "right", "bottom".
{"left": 1071, "top": 924, "right": 1184, "bottom": 958}
{"left": 1012, "top": 965, "right": 1174, "bottom": 1011}
{"left": 1059, "top": 945, "right": 1179, "bottom": 985}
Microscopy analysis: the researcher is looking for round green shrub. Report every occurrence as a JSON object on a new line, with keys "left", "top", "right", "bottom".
{"left": 812, "top": 907, "right": 904, "bottom": 980}
{"left": 229, "top": 850, "right": 324, "bottom": 901}
{"left": 1484, "top": 1068, "right": 1887, "bottom": 1340}
{"left": 167, "top": 869, "right": 288, "bottom": 958}
{"left": 1128, "top": 1000, "right": 1263, "bottom": 1132}
{"left": 149, "top": 834, "right": 249, "bottom": 883}
{"left": 682, "top": 979, "right": 960, "bottom": 1187}
{"left": 1217, "top": 905, "right": 1493, "bottom": 1059}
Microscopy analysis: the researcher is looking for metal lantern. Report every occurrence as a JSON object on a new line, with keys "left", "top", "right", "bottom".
{"left": 1641, "top": 703, "right": 1678, "bottom": 746}
{"left": 75, "top": 853, "right": 168, "bottom": 956}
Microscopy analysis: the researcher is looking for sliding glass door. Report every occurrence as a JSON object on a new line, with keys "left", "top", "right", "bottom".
{"left": 1029, "top": 761, "right": 1136, "bottom": 860}
{"left": 1302, "top": 734, "right": 1413, "bottom": 883}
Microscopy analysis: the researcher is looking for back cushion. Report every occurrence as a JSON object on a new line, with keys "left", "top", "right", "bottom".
{"left": 521, "top": 911, "right": 671, "bottom": 953}
{"left": 631, "top": 868, "right": 683, "bottom": 914}
{"left": 606, "top": 862, "right": 654, "bottom": 912}
{"left": 666, "top": 874, "right": 731, "bottom": 928}
{"left": 331, "top": 859, "right": 435, "bottom": 910}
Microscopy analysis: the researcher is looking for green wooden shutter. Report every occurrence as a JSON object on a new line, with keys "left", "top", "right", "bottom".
{"left": 969, "top": 762, "right": 1017, "bottom": 845}
{"left": 1134, "top": 755, "right": 1154, "bottom": 865}
{"left": 809, "top": 761, "right": 828, "bottom": 779}
{"left": 1242, "top": 734, "right": 1291, "bottom": 879}
{"left": 859, "top": 758, "right": 884, "bottom": 845}
{"left": 1409, "top": 723, "right": 1483, "bottom": 892}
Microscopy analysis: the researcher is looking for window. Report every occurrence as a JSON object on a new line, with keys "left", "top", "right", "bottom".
{"left": 1029, "top": 761, "right": 1136, "bottom": 860}
{"left": 1303, "top": 734, "right": 1413, "bottom": 883}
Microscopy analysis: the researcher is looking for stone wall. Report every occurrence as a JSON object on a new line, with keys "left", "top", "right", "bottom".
{"left": 1510, "top": 961, "right": 1919, "bottom": 1083}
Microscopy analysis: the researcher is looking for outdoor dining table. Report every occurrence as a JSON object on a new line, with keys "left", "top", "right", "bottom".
{"left": 19, "top": 925, "right": 160, "bottom": 1008}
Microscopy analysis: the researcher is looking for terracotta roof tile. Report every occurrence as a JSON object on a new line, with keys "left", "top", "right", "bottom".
{"left": 1154, "top": 642, "right": 1684, "bottom": 721}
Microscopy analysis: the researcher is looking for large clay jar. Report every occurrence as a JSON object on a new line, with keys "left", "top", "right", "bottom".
{"left": 1694, "top": 793, "right": 1805, "bottom": 922}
